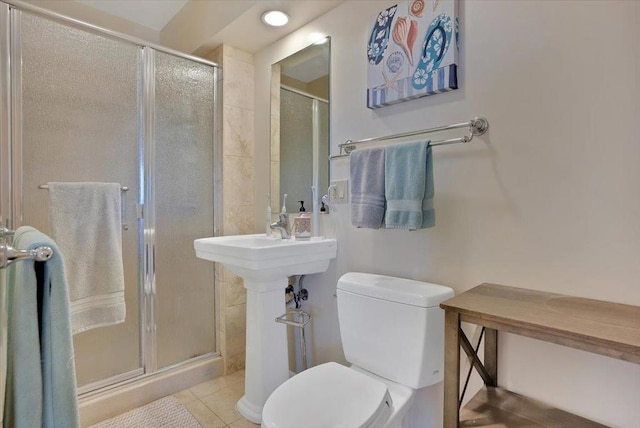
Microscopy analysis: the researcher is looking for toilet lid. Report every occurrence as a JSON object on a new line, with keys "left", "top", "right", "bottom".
{"left": 262, "top": 362, "right": 392, "bottom": 428}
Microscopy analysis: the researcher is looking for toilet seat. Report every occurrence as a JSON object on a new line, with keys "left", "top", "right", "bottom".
{"left": 262, "top": 362, "right": 393, "bottom": 428}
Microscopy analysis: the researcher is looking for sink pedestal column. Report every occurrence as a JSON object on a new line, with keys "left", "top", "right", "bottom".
{"left": 193, "top": 234, "right": 337, "bottom": 424}
{"left": 236, "top": 278, "right": 289, "bottom": 424}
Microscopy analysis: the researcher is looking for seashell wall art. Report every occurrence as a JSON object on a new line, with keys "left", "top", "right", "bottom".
{"left": 367, "top": 0, "right": 459, "bottom": 109}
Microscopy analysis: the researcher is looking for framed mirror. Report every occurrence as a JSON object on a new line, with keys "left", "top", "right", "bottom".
{"left": 270, "top": 37, "right": 330, "bottom": 220}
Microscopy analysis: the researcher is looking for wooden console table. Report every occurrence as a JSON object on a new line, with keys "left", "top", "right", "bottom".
{"left": 440, "top": 283, "right": 640, "bottom": 427}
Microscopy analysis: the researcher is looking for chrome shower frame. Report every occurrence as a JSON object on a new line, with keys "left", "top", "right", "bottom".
{"left": 0, "top": 0, "right": 222, "bottom": 398}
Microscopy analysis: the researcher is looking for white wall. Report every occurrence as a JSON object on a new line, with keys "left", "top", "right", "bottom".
{"left": 254, "top": 1, "right": 640, "bottom": 426}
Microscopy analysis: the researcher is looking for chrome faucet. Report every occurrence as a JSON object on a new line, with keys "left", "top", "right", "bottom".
{"left": 270, "top": 213, "right": 290, "bottom": 239}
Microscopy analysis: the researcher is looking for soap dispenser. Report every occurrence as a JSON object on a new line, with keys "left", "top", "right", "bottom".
{"left": 293, "top": 201, "right": 311, "bottom": 240}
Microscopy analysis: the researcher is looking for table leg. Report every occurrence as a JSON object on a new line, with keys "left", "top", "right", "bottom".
{"left": 444, "top": 311, "right": 460, "bottom": 428}
{"left": 484, "top": 328, "right": 498, "bottom": 386}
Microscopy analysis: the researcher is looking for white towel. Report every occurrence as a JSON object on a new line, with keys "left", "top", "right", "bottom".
{"left": 47, "top": 182, "right": 126, "bottom": 335}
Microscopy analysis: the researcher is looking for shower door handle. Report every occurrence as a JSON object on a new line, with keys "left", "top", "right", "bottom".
{"left": 121, "top": 187, "right": 129, "bottom": 231}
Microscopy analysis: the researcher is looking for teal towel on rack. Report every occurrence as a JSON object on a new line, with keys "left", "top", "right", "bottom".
{"left": 384, "top": 141, "right": 435, "bottom": 230}
{"left": 422, "top": 145, "right": 435, "bottom": 228}
{"left": 4, "top": 226, "right": 79, "bottom": 428}
{"left": 350, "top": 146, "right": 386, "bottom": 228}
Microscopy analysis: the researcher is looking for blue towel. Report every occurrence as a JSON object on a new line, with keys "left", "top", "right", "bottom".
{"left": 350, "top": 147, "right": 386, "bottom": 229}
{"left": 384, "top": 141, "right": 435, "bottom": 230}
{"left": 4, "top": 227, "right": 79, "bottom": 428}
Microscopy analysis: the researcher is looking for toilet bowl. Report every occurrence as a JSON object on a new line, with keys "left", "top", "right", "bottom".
{"left": 262, "top": 362, "right": 395, "bottom": 428}
{"left": 261, "top": 273, "right": 454, "bottom": 428}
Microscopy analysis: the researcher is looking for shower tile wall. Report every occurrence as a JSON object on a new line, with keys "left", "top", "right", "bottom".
{"left": 206, "top": 45, "right": 255, "bottom": 374}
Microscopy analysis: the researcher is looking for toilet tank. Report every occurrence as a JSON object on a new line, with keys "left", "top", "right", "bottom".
{"left": 337, "top": 273, "right": 454, "bottom": 389}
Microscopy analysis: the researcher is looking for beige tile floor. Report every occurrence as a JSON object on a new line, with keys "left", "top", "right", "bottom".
{"left": 171, "top": 370, "right": 259, "bottom": 428}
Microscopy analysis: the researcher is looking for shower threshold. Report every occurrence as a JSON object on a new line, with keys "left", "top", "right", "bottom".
{"left": 79, "top": 353, "right": 223, "bottom": 427}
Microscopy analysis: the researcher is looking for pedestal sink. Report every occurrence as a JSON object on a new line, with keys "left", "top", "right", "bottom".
{"left": 194, "top": 234, "right": 337, "bottom": 423}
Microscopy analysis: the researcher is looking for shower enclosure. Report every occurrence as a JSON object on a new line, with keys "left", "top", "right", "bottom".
{"left": 0, "top": 0, "right": 219, "bottom": 410}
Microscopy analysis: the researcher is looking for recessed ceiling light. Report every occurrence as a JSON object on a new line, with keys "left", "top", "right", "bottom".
{"left": 261, "top": 10, "right": 289, "bottom": 27}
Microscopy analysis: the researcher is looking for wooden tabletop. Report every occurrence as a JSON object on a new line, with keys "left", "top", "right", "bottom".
{"left": 440, "top": 283, "right": 640, "bottom": 364}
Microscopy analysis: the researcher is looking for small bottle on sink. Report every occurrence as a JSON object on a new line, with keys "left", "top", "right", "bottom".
{"left": 293, "top": 201, "right": 311, "bottom": 241}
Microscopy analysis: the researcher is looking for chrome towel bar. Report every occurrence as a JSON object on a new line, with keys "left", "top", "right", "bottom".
{"left": 0, "top": 239, "right": 53, "bottom": 270}
{"left": 0, "top": 227, "right": 15, "bottom": 238}
{"left": 329, "top": 116, "right": 489, "bottom": 159}
{"left": 37, "top": 184, "right": 129, "bottom": 192}
{"left": 37, "top": 183, "right": 130, "bottom": 230}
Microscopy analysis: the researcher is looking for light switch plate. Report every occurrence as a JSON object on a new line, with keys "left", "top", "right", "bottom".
{"left": 330, "top": 180, "right": 349, "bottom": 204}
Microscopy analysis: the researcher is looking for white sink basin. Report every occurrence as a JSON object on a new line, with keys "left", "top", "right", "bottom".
{"left": 194, "top": 234, "right": 337, "bottom": 281}
{"left": 193, "top": 233, "right": 337, "bottom": 423}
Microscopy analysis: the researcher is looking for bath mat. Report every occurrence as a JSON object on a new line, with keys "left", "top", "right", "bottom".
{"left": 90, "top": 396, "right": 201, "bottom": 428}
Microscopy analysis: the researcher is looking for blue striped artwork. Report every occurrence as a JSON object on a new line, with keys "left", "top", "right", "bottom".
{"left": 366, "top": 0, "right": 459, "bottom": 109}
{"left": 367, "top": 64, "right": 458, "bottom": 108}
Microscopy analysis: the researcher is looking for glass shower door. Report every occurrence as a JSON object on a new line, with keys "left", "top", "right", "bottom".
{"left": 18, "top": 11, "right": 142, "bottom": 390}
{"left": 4, "top": 5, "right": 218, "bottom": 396}
{"left": 1, "top": 3, "right": 9, "bottom": 419}
{"left": 152, "top": 51, "right": 216, "bottom": 369}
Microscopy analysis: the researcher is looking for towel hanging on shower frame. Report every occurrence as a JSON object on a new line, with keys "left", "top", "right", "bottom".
{"left": 37, "top": 183, "right": 130, "bottom": 230}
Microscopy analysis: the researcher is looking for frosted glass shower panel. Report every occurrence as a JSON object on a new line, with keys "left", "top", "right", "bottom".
{"left": 154, "top": 51, "right": 215, "bottom": 369}
{"left": 19, "top": 12, "right": 141, "bottom": 388}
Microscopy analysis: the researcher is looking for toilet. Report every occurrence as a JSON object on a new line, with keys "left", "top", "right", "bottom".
{"left": 261, "top": 272, "right": 455, "bottom": 428}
